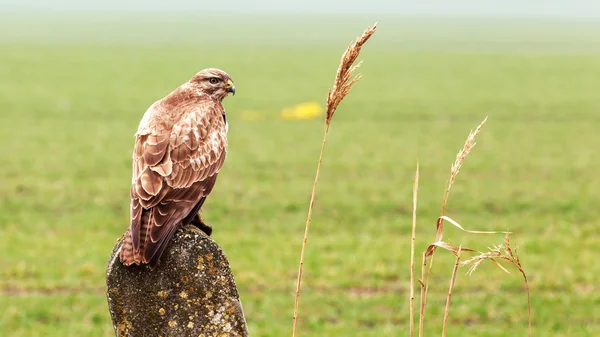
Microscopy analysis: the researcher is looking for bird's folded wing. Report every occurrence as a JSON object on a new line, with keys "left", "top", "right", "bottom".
{"left": 130, "top": 99, "right": 227, "bottom": 262}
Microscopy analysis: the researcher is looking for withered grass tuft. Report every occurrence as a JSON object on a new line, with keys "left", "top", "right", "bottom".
{"left": 411, "top": 118, "right": 531, "bottom": 337}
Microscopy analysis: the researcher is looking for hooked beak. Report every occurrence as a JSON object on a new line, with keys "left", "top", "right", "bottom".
{"left": 226, "top": 80, "right": 236, "bottom": 96}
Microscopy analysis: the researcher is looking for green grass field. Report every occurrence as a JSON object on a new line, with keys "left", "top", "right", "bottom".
{"left": 1, "top": 13, "right": 600, "bottom": 336}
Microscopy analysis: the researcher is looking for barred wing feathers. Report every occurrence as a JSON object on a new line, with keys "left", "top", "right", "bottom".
{"left": 120, "top": 89, "right": 227, "bottom": 268}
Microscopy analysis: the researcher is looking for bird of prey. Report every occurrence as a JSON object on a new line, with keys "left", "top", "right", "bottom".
{"left": 119, "top": 68, "right": 235, "bottom": 268}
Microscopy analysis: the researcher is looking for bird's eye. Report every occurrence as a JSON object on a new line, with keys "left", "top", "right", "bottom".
{"left": 208, "top": 78, "right": 220, "bottom": 84}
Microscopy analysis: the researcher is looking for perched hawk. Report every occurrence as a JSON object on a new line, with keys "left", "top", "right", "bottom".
{"left": 119, "top": 68, "right": 235, "bottom": 268}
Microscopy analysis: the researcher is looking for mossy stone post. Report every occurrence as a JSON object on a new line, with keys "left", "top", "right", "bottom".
{"left": 106, "top": 225, "right": 248, "bottom": 336}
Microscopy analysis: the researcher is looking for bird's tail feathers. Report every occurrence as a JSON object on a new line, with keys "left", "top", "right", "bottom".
{"left": 119, "top": 228, "right": 139, "bottom": 266}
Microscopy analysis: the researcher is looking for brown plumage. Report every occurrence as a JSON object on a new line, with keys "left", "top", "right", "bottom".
{"left": 119, "top": 68, "right": 235, "bottom": 268}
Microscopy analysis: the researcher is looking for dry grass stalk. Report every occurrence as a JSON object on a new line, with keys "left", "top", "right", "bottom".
{"left": 442, "top": 246, "right": 462, "bottom": 337}
{"left": 426, "top": 117, "right": 487, "bottom": 295}
{"left": 420, "top": 242, "right": 475, "bottom": 336}
{"left": 419, "top": 240, "right": 474, "bottom": 337}
{"left": 292, "top": 23, "right": 377, "bottom": 337}
{"left": 325, "top": 23, "right": 377, "bottom": 125}
{"left": 409, "top": 162, "right": 419, "bottom": 337}
{"left": 414, "top": 117, "right": 530, "bottom": 335}
{"left": 460, "top": 234, "right": 531, "bottom": 337}
{"left": 445, "top": 116, "right": 488, "bottom": 205}
{"left": 439, "top": 116, "right": 487, "bottom": 228}
{"left": 418, "top": 117, "right": 489, "bottom": 335}
{"left": 418, "top": 252, "right": 429, "bottom": 337}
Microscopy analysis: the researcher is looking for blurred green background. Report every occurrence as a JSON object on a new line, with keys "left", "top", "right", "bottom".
{"left": 1, "top": 1, "right": 600, "bottom": 336}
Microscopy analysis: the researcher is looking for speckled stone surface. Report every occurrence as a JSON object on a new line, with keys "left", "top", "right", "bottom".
{"left": 106, "top": 225, "right": 248, "bottom": 337}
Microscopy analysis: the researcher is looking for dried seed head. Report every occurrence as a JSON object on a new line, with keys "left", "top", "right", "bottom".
{"left": 325, "top": 23, "right": 377, "bottom": 125}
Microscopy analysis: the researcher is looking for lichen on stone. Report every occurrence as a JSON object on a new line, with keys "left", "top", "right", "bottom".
{"left": 106, "top": 225, "right": 248, "bottom": 336}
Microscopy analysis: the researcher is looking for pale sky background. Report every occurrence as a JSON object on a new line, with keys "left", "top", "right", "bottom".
{"left": 1, "top": 0, "right": 600, "bottom": 19}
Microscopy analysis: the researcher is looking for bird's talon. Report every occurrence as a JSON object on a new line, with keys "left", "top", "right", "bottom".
{"left": 191, "top": 214, "right": 213, "bottom": 236}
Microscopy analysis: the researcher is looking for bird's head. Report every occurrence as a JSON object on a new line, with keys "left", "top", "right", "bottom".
{"left": 189, "top": 68, "right": 235, "bottom": 101}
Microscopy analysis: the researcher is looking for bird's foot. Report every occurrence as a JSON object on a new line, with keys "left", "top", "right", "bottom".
{"left": 190, "top": 214, "right": 213, "bottom": 237}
